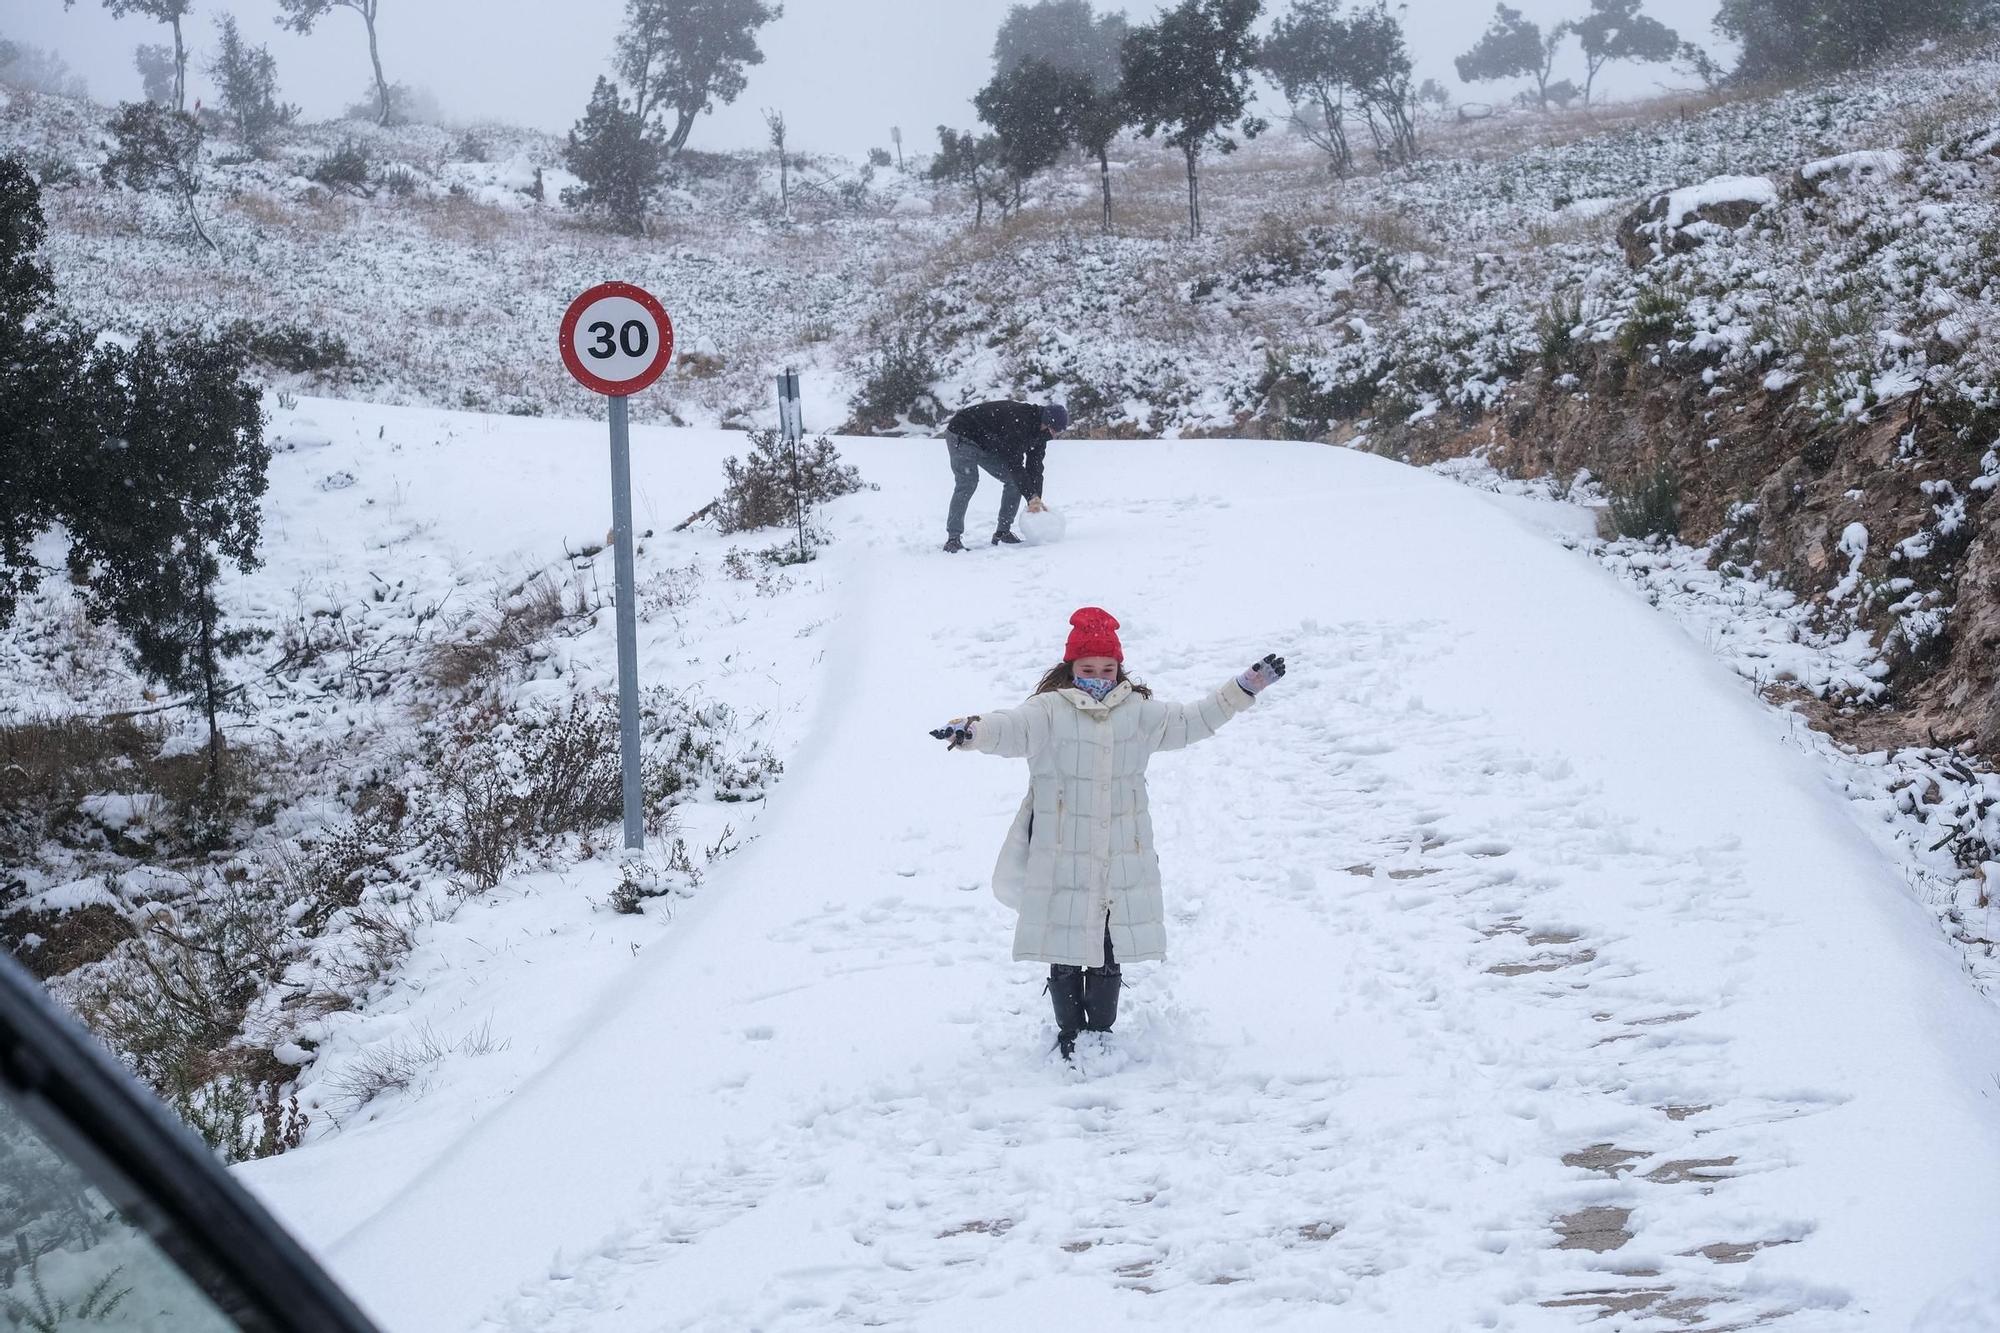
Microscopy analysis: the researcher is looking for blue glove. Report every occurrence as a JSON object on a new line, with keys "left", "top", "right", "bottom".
{"left": 1237, "top": 654, "right": 1287, "bottom": 695}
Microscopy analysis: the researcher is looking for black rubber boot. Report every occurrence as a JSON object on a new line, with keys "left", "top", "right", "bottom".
{"left": 1082, "top": 964, "right": 1121, "bottom": 1032}
{"left": 1048, "top": 966, "right": 1086, "bottom": 1059}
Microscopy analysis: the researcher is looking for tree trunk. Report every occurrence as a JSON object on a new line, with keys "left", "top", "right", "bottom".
{"left": 183, "top": 188, "right": 218, "bottom": 253}
{"left": 1389, "top": 99, "right": 1417, "bottom": 163}
{"left": 1318, "top": 90, "right": 1352, "bottom": 178}
{"left": 1362, "top": 105, "right": 1389, "bottom": 164}
{"left": 667, "top": 107, "right": 698, "bottom": 154}
{"left": 173, "top": 149, "right": 217, "bottom": 253}
{"left": 1097, "top": 146, "right": 1113, "bottom": 233}
{"left": 171, "top": 16, "right": 186, "bottom": 112}
{"left": 198, "top": 597, "right": 224, "bottom": 789}
{"left": 365, "top": 9, "right": 390, "bottom": 126}
{"left": 633, "top": 45, "right": 658, "bottom": 124}
{"left": 1183, "top": 143, "right": 1201, "bottom": 240}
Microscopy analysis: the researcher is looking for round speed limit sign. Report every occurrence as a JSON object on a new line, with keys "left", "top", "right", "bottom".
{"left": 560, "top": 282, "right": 675, "bottom": 397}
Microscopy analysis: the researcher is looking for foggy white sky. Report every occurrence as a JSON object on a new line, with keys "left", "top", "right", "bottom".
{"left": 10, "top": 0, "right": 1725, "bottom": 155}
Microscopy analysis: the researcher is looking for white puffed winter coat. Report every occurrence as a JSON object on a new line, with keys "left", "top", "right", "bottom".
{"left": 964, "top": 677, "right": 1255, "bottom": 967}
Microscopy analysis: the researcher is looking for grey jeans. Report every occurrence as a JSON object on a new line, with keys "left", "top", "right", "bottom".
{"left": 945, "top": 431, "right": 1021, "bottom": 538}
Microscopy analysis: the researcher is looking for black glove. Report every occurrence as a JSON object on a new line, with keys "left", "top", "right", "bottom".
{"left": 1237, "top": 654, "right": 1287, "bottom": 695}
{"left": 930, "top": 716, "right": 979, "bottom": 750}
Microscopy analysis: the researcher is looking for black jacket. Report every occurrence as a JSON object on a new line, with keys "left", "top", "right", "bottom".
{"left": 948, "top": 401, "right": 1049, "bottom": 498}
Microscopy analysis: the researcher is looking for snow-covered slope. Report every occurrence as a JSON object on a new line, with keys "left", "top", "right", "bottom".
{"left": 231, "top": 415, "right": 2000, "bottom": 1330}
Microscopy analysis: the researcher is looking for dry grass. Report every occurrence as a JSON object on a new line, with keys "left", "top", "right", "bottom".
{"left": 0, "top": 904, "right": 135, "bottom": 981}
{"left": 425, "top": 572, "right": 574, "bottom": 690}
{"left": 325, "top": 1019, "right": 504, "bottom": 1112}
{"left": 1890, "top": 85, "right": 2000, "bottom": 156}
{"left": 0, "top": 713, "right": 169, "bottom": 865}
{"left": 39, "top": 190, "right": 146, "bottom": 239}
{"left": 226, "top": 189, "right": 354, "bottom": 235}
{"left": 1524, "top": 207, "right": 1623, "bottom": 250}
{"left": 1432, "top": 86, "right": 1750, "bottom": 160}
{"left": 415, "top": 193, "right": 521, "bottom": 247}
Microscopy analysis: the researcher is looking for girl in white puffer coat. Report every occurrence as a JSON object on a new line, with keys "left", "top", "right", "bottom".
{"left": 935, "top": 607, "right": 1286, "bottom": 1059}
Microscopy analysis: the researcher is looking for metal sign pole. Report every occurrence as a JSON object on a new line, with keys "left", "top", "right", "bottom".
{"left": 560, "top": 281, "right": 672, "bottom": 860}
{"left": 778, "top": 370, "right": 806, "bottom": 561}
{"left": 607, "top": 393, "right": 644, "bottom": 852}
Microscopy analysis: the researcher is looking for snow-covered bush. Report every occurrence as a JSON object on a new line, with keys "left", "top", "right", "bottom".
{"left": 306, "top": 140, "right": 372, "bottom": 197}
{"left": 716, "top": 429, "right": 866, "bottom": 535}
{"left": 1607, "top": 465, "right": 1680, "bottom": 539}
{"left": 412, "top": 697, "right": 627, "bottom": 892}
{"left": 69, "top": 874, "right": 302, "bottom": 1161}
{"left": 848, "top": 326, "right": 943, "bottom": 430}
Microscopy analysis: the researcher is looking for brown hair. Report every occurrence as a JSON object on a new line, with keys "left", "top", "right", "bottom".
{"left": 1033, "top": 661, "right": 1153, "bottom": 698}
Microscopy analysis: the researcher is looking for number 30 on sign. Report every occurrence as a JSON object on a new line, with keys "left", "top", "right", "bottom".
{"left": 559, "top": 282, "right": 675, "bottom": 398}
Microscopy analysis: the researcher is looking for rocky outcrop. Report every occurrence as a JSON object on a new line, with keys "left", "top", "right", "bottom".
{"left": 1382, "top": 361, "right": 2000, "bottom": 756}
{"left": 1618, "top": 175, "right": 1777, "bottom": 268}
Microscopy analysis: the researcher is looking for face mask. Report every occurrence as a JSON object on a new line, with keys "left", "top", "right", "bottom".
{"left": 1074, "top": 675, "right": 1116, "bottom": 701}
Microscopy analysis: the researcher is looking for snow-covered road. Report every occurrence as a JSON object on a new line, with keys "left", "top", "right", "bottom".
{"left": 243, "top": 420, "right": 2000, "bottom": 1330}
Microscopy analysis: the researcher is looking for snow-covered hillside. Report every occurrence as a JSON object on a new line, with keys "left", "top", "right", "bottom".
{"left": 14, "top": 41, "right": 2000, "bottom": 443}
{"left": 149, "top": 406, "right": 2000, "bottom": 1331}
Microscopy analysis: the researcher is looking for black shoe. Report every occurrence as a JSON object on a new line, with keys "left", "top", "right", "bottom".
{"left": 1082, "top": 964, "right": 1121, "bottom": 1032}
{"left": 943, "top": 535, "right": 964, "bottom": 553}
{"left": 1056, "top": 1029, "right": 1078, "bottom": 1061}
{"left": 992, "top": 529, "right": 1021, "bottom": 545}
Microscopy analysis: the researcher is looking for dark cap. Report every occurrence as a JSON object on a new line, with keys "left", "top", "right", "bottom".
{"left": 1042, "top": 403, "right": 1070, "bottom": 432}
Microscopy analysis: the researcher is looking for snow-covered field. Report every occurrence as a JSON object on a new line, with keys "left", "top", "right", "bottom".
{"left": 177, "top": 404, "right": 2000, "bottom": 1331}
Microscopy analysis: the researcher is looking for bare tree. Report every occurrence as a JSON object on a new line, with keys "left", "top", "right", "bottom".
{"left": 67, "top": 1, "right": 191, "bottom": 111}
{"left": 273, "top": 0, "right": 391, "bottom": 127}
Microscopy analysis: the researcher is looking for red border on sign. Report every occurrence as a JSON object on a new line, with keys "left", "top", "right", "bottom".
{"left": 560, "top": 281, "right": 676, "bottom": 397}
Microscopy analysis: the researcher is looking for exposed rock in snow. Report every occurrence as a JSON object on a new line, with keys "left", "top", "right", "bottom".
{"left": 1618, "top": 175, "right": 1777, "bottom": 267}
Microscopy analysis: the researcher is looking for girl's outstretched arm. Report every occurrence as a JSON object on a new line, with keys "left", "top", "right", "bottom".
{"left": 1143, "top": 680, "right": 1255, "bottom": 753}
{"left": 1144, "top": 653, "right": 1287, "bottom": 753}
{"left": 940, "top": 697, "right": 1052, "bottom": 760}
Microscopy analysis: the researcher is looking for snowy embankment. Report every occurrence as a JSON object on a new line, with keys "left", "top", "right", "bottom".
{"left": 233, "top": 419, "right": 2000, "bottom": 1330}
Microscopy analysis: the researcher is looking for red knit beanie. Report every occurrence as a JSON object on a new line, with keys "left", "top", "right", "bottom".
{"left": 1064, "top": 607, "right": 1123, "bottom": 663}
